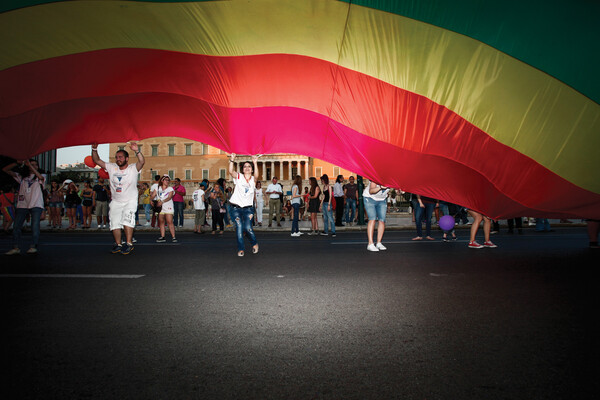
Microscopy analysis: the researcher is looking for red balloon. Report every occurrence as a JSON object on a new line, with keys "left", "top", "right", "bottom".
{"left": 98, "top": 168, "right": 109, "bottom": 179}
{"left": 84, "top": 155, "right": 96, "bottom": 168}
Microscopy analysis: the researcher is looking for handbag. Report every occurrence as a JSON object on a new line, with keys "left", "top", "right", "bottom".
{"left": 331, "top": 194, "right": 336, "bottom": 210}
{"left": 151, "top": 200, "right": 162, "bottom": 213}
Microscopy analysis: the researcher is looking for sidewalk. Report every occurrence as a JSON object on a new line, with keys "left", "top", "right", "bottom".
{"left": 33, "top": 213, "right": 585, "bottom": 233}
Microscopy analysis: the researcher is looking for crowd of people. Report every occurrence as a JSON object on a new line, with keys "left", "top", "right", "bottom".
{"left": 2, "top": 144, "right": 598, "bottom": 255}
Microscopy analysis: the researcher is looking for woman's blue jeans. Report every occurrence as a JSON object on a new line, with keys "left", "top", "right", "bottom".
{"left": 230, "top": 206, "right": 258, "bottom": 251}
{"left": 13, "top": 207, "right": 43, "bottom": 248}
{"left": 322, "top": 202, "right": 335, "bottom": 234}
{"left": 415, "top": 203, "right": 434, "bottom": 237}
{"left": 291, "top": 203, "right": 300, "bottom": 233}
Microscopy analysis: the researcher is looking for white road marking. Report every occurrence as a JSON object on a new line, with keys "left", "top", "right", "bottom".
{"left": 0, "top": 274, "right": 145, "bottom": 279}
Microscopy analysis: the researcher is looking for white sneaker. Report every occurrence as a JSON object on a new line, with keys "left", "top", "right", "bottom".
{"left": 291, "top": 232, "right": 300, "bottom": 237}
{"left": 367, "top": 244, "right": 379, "bottom": 252}
{"left": 144, "top": 222, "right": 150, "bottom": 226}
{"left": 5, "top": 248, "right": 20, "bottom": 255}
{"left": 376, "top": 242, "right": 387, "bottom": 251}
{"left": 26, "top": 247, "right": 38, "bottom": 254}
{"left": 297, "top": 231, "right": 304, "bottom": 235}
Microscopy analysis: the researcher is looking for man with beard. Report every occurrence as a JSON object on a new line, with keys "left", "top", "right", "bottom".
{"left": 91, "top": 142, "right": 145, "bottom": 255}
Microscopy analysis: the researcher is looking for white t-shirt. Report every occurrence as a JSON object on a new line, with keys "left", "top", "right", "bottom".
{"left": 150, "top": 183, "right": 159, "bottom": 201}
{"left": 106, "top": 163, "right": 139, "bottom": 203}
{"left": 229, "top": 173, "right": 255, "bottom": 207}
{"left": 255, "top": 188, "right": 264, "bottom": 203}
{"left": 363, "top": 184, "right": 390, "bottom": 202}
{"left": 192, "top": 189, "right": 205, "bottom": 210}
{"left": 158, "top": 186, "right": 174, "bottom": 213}
{"left": 14, "top": 174, "right": 45, "bottom": 209}
{"left": 266, "top": 182, "right": 282, "bottom": 199}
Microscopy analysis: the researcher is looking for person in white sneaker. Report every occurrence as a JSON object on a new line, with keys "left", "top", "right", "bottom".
{"left": 363, "top": 180, "right": 390, "bottom": 252}
{"left": 290, "top": 175, "right": 303, "bottom": 237}
{"left": 228, "top": 154, "right": 260, "bottom": 256}
{"left": 92, "top": 177, "right": 110, "bottom": 228}
{"left": 156, "top": 175, "right": 176, "bottom": 243}
{"left": 192, "top": 182, "right": 206, "bottom": 234}
{"left": 91, "top": 142, "right": 144, "bottom": 254}
{"left": 467, "top": 209, "right": 497, "bottom": 249}
{"left": 3, "top": 159, "right": 45, "bottom": 255}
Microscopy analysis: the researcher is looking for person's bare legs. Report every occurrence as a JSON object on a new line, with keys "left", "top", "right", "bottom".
{"left": 377, "top": 220, "right": 385, "bottom": 244}
{"left": 468, "top": 210, "right": 483, "bottom": 242}
{"left": 112, "top": 228, "right": 122, "bottom": 244}
{"left": 367, "top": 219, "right": 376, "bottom": 245}
{"left": 159, "top": 214, "right": 166, "bottom": 237}
{"left": 123, "top": 225, "right": 134, "bottom": 244}
{"left": 166, "top": 214, "right": 176, "bottom": 238}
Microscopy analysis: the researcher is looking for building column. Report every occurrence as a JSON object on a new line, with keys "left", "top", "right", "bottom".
{"left": 270, "top": 161, "right": 274, "bottom": 180}
{"left": 288, "top": 160, "right": 293, "bottom": 180}
{"left": 279, "top": 161, "right": 283, "bottom": 180}
{"left": 304, "top": 161, "right": 309, "bottom": 179}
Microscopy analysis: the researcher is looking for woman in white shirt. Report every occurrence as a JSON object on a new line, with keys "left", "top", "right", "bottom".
{"left": 156, "top": 175, "right": 176, "bottom": 243}
{"left": 363, "top": 180, "right": 390, "bottom": 252}
{"left": 228, "top": 153, "right": 259, "bottom": 257}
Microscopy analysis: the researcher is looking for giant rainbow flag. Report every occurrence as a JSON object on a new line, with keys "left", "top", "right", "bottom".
{"left": 1, "top": 0, "right": 599, "bottom": 219}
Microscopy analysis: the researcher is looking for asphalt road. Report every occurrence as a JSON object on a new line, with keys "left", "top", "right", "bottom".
{"left": 2, "top": 228, "right": 598, "bottom": 399}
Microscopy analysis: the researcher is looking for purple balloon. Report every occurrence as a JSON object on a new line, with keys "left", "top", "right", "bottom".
{"left": 439, "top": 215, "right": 455, "bottom": 231}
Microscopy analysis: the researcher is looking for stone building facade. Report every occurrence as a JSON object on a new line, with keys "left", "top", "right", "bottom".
{"left": 109, "top": 137, "right": 355, "bottom": 186}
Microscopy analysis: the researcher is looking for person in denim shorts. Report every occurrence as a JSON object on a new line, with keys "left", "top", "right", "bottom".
{"left": 363, "top": 181, "right": 390, "bottom": 252}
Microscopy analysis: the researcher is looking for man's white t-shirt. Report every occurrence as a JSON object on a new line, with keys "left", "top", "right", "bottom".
{"left": 229, "top": 173, "right": 255, "bottom": 207}
{"left": 150, "top": 183, "right": 159, "bottom": 201}
{"left": 14, "top": 174, "right": 45, "bottom": 209}
{"left": 106, "top": 163, "right": 139, "bottom": 203}
{"left": 266, "top": 182, "right": 282, "bottom": 199}
{"left": 192, "top": 189, "right": 205, "bottom": 210}
{"left": 158, "top": 186, "right": 174, "bottom": 213}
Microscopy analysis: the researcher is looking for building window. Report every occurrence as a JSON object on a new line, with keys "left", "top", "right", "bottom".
{"left": 315, "top": 167, "right": 322, "bottom": 178}
{"left": 185, "top": 169, "right": 192, "bottom": 180}
{"left": 118, "top": 145, "right": 125, "bottom": 151}
{"left": 220, "top": 149, "right": 226, "bottom": 155}
{"left": 333, "top": 167, "right": 340, "bottom": 177}
{"left": 168, "top": 170, "right": 174, "bottom": 180}
{"left": 220, "top": 169, "right": 226, "bottom": 179}
{"left": 200, "top": 143, "right": 208, "bottom": 155}
{"left": 202, "top": 169, "right": 209, "bottom": 180}
{"left": 151, "top": 145, "right": 158, "bottom": 156}
{"left": 185, "top": 144, "right": 192, "bottom": 155}
{"left": 291, "top": 166, "right": 298, "bottom": 178}
{"left": 168, "top": 144, "right": 175, "bottom": 156}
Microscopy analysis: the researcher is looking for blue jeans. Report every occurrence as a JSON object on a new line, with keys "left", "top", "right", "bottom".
{"left": 535, "top": 218, "right": 551, "bottom": 231}
{"left": 224, "top": 203, "right": 231, "bottom": 225}
{"left": 230, "top": 206, "right": 257, "bottom": 251}
{"left": 344, "top": 198, "right": 357, "bottom": 223}
{"left": 415, "top": 203, "right": 435, "bottom": 237}
{"left": 291, "top": 203, "right": 300, "bottom": 233}
{"left": 322, "top": 202, "right": 335, "bottom": 234}
{"left": 143, "top": 204, "right": 151, "bottom": 222}
{"left": 173, "top": 201, "right": 184, "bottom": 226}
{"left": 13, "top": 207, "right": 43, "bottom": 248}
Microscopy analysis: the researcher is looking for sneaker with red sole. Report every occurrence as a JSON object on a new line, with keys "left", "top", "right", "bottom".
{"left": 468, "top": 241, "right": 484, "bottom": 249}
{"left": 483, "top": 241, "right": 498, "bottom": 248}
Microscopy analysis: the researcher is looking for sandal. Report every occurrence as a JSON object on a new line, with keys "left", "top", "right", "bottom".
{"left": 237, "top": 251, "right": 244, "bottom": 257}
{"left": 411, "top": 236, "right": 422, "bottom": 241}
{"left": 252, "top": 244, "right": 259, "bottom": 254}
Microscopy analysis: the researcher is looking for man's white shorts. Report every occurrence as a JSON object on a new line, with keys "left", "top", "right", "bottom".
{"left": 109, "top": 199, "right": 138, "bottom": 231}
